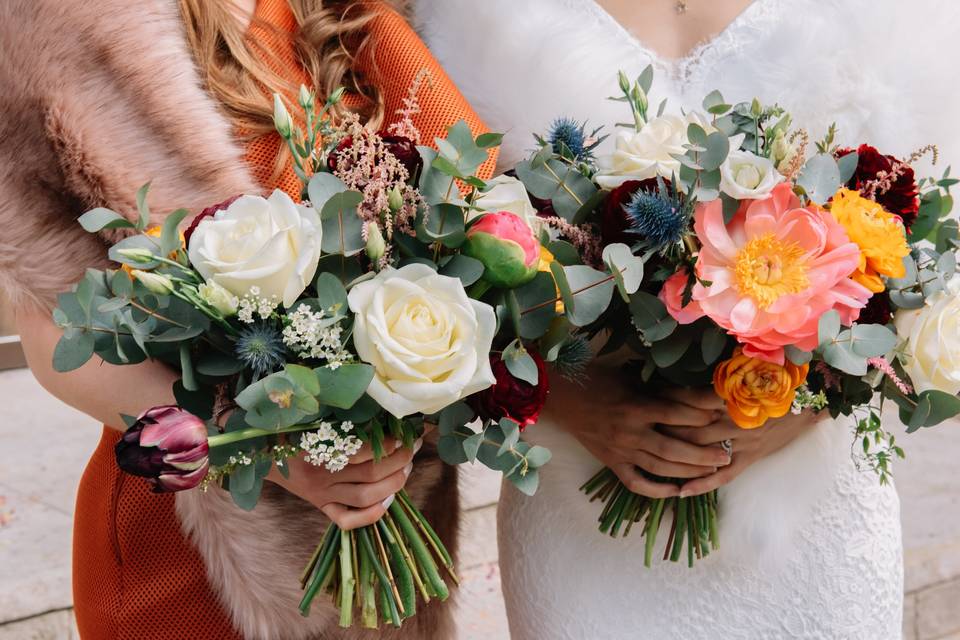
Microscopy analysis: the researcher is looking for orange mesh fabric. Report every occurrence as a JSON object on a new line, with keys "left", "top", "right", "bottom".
{"left": 73, "top": 3, "right": 495, "bottom": 638}
{"left": 244, "top": 0, "right": 499, "bottom": 200}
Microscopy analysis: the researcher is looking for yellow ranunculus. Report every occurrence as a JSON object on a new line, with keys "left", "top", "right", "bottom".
{"left": 713, "top": 347, "right": 808, "bottom": 429}
{"left": 829, "top": 188, "right": 910, "bottom": 293}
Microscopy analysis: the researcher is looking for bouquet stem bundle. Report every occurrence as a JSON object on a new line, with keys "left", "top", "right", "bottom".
{"left": 581, "top": 468, "right": 719, "bottom": 567}
{"left": 299, "top": 490, "right": 458, "bottom": 628}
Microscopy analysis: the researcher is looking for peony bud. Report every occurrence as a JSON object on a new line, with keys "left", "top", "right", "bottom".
{"left": 365, "top": 222, "right": 386, "bottom": 263}
{"left": 115, "top": 406, "right": 209, "bottom": 492}
{"left": 273, "top": 94, "right": 293, "bottom": 139}
{"left": 116, "top": 247, "right": 157, "bottom": 263}
{"left": 131, "top": 270, "right": 174, "bottom": 295}
{"left": 198, "top": 281, "right": 239, "bottom": 317}
{"left": 327, "top": 86, "right": 346, "bottom": 106}
{"left": 463, "top": 211, "right": 540, "bottom": 289}
{"left": 387, "top": 185, "right": 404, "bottom": 212}
{"left": 297, "top": 84, "right": 314, "bottom": 111}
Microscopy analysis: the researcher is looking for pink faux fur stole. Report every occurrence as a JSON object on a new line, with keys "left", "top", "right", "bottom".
{"left": 0, "top": 2, "right": 459, "bottom": 638}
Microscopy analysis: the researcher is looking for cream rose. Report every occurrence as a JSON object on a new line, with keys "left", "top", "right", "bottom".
{"left": 471, "top": 175, "right": 541, "bottom": 231}
{"left": 596, "top": 112, "right": 721, "bottom": 189}
{"left": 720, "top": 150, "right": 784, "bottom": 199}
{"left": 894, "top": 278, "right": 960, "bottom": 395}
{"left": 348, "top": 263, "right": 497, "bottom": 417}
{"left": 188, "top": 190, "right": 322, "bottom": 307}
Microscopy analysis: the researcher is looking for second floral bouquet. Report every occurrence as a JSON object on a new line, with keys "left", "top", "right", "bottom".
{"left": 503, "top": 66, "right": 960, "bottom": 566}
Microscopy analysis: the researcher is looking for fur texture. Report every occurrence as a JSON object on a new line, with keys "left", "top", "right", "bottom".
{"left": 0, "top": 2, "right": 458, "bottom": 638}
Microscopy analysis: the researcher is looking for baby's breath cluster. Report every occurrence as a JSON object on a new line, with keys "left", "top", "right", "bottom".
{"left": 282, "top": 304, "right": 350, "bottom": 366}
{"left": 238, "top": 286, "right": 281, "bottom": 324}
{"left": 300, "top": 421, "right": 362, "bottom": 472}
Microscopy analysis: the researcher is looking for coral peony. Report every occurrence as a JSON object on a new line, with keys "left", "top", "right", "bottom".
{"left": 829, "top": 188, "right": 909, "bottom": 293}
{"left": 713, "top": 347, "right": 809, "bottom": 428}
{"left": 690, "top": 183, "right": 871, "bottom": 363}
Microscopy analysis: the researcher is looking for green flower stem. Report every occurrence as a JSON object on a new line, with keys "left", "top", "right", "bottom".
{"left": 643, "top": 498, "right": 666, "bottom": 568}
{"left": 358, "top": 538, "right": 378, "bottom": 629}
{"left": 357, "top": 527, "right": 401, "bottom": 627}
{"left": 299, "top": 525, "right": 340, "bottom": 616}
{"left": 337, "top": 529, "right": 355, "bottom": 628}
{"left": 467, "top": 280, "right": 492, "bottom": 300}
{"left": 378, "top": 521, "right": 416, "bottom": 619}
{"left": 208, "top": 423, "right": 322, "bottom": 449}
{"left": 300, "top": 525, "right": 336, "bottom": 587}
{"left": 396, "top": 491, "right": 456, "bottom": 580}
{"left": 389, "top": 499, "right": 448, "bottom": 600}
{"left": 381, "top": 516, "right": 430, "bottom": 602}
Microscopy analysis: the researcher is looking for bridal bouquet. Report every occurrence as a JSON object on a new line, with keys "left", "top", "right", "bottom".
{"left": 506, "top": 66, "right": 960, "bottom": 566}
{"left": 47, "top": 83, "right": 591, "bottom": 628}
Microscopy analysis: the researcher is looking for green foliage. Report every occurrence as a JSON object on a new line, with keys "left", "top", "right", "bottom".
{"left": 515, "top": 158, "right": 598, "bottom": 221}
{"left": 502, "top": 340, "right": 539, "bottom": 386}
{"left": 797, "top": 154, "right": 842, "bottom": 205}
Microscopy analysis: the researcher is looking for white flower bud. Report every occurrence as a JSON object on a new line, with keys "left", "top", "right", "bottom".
{"left": 116, "top": 247, "right": 156, "bottom": 263}
{"left": 273, "top": 94, "right": 293, "bottom": 139}
{"left": 131, "top": 270, "right": 174, "bottom": 295}
{"left": 198, "top": 281, "right": 239, "bottom": 317}
{"left": 297, "top": 84, "right": 314, "bottom": 111}
{"left": 365, "top": 222, "right": 386, "bottom": 263}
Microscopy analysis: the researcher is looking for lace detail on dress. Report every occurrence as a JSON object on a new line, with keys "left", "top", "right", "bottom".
{"left": 567, "top": 0, "right": 787, "bottom": 86}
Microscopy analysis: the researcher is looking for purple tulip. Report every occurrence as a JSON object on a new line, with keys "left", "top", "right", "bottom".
{"left": 115, "top": 406, "right": 210, "bottom": 492}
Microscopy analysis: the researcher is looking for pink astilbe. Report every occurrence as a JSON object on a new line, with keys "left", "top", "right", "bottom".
{"left": 861, "top": 145, "right": 938, "bottom": 200}
{"left": 815, "top": 361, "right": 842, "bottom": 390}
{"left": 867, "top": 356, "right": 913, "bottom": 395}
{"left": 386, "top": 69, "right": 431, "bottom": 144}
{"left": 332, "top": 114, "right": 423, "bottom": 245}
{"left": 541, "top": 216, "right": 603, "bottom": 268}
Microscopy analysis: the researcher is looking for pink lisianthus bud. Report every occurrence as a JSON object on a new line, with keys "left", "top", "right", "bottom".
{"left": 463, "top": 211, "right": 541, "bottom": 289}
{"left": 115, "top": 406, "right": 209, "bottom": 492}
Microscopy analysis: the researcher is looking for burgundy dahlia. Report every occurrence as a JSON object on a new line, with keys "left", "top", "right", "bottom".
{"left": 471, "top": 351, "right": 550, "bottom": 430}
{"left": 115, "top": 406, "right": 209, "bottom": 492}
{"left": 381, "top": 134, "right": 423, "bottom": 182}
{"left": 183, "top": 195, "right": 240, "bottom": 246}
{"left": 857, "top": 291, "right": 894, "bottom": 326}
{"left": 836, "top": 144, "right": 919, "bottom": 228}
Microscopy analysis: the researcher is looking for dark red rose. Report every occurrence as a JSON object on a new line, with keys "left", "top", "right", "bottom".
{"left": 327, "top": 135, "right": 354, "bottom": 174}
{"left": 836, "top": 144, "right": 919, "bottom": 228}
{"left": 601, "top": 178, "right": 665, "bottom": 245}
{"left": 470, "top": 351, "right": 549, "bottom": 430}
{"left": 381, "top": 134, "right": 423, "bottom": 183}
{"left": 183, "top": 195, "right": 240, "bottom": 246}
{"left": 857, "top": 291, "right": 893, "bottom": 326}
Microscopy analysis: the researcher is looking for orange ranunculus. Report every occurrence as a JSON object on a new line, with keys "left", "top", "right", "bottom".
{"left": 713, "top": 346, "right": 809, "bottom": 429}
{"left": 538, "top": 245, "right": 564, "bottom": 313}
{"left": 829, "top": 188, "right": 910, "bottom": 293}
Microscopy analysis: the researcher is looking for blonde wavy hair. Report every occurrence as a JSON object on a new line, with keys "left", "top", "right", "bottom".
{"left": 178, "top": 0, "right": 386, "bottom": 142}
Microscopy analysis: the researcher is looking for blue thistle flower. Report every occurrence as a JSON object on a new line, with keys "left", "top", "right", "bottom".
{"left": 624, "top": 183, "right": 689, "bottom": 251}
{"left": 548, "top": 117, "right": 587, "bottom": 158}
{"left": 235, "top": 323, "right": 286, "bottom": 376}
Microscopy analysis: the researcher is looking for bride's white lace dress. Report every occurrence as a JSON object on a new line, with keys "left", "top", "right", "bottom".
{"left": 413, "top": 1, "right": 960, "bottom": 637}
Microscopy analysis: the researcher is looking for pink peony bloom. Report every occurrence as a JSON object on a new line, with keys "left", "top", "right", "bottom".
{"left": 660, "top": 270, "right": 705, "bottom": 324}
{"left": 464, "top": 211, "right": 541, "bottom": 288}
{"left": 689, "top": 183, "right": 871, "bottom": 363}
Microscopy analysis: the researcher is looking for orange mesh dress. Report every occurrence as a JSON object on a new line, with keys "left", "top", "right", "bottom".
{"left": 72, "top": 3, "right": 495, "bottom": 638}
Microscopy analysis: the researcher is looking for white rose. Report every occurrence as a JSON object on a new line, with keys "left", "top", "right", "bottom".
{"left": 348, "top": 263, "right": 497, "bottom": 417}
{"left": 719, "top": 150, "right": 784, "bottom": 199}
{"left": 894, "top": 277, "right": 960, "bottom": 395}
{"left": 188, "top": 190, "right": 322, "bottom": 307}
{"left": 596, "top": 112, "right": 722, "bottom": 189}
{"left": 471, "top": 175, "right": 541, "bottom": 231}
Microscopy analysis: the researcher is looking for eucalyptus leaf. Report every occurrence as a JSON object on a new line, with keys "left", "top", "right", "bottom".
{"left": 314, "top": 363, "right": 374, "bottom": 409}
{"left": 602, "top": 243, "right": 644, "bottom": 299}
{"left": 629, "top": 291, "right": 678, "bottom": 342}
{"left": 78, "top": 208, "right": 136, "bottom": 233}
{"left": 160, "top": 209, "right": 189, "bottom": 257}
{"left": 797, "top": 154, "right": 842, "bottom": 205}
{"left": 135, "top": 182, "right": 152, "bottom": 231}
{"left": 307, "top": 172, "right": 347, "bottom": 208}
{"left": 837, "top": 152, "right": 859, "bottom": 184}
{"left": 53, "top": 329, "right": 95, "bottom": 372}
{"left": 502, "top": 340, "right": 539, "bottom": 386}
{"left": 785, "top": 345, "right": 813, "bottom": 366}
{"left": 850, "top": 323, "right": 897, "bottom": 358}
{"left": 651, "top": 332, "right": 692, "bottom": 368}
{"left": 701, "top": 326, "right": 727, "bottom": 364}
{"left": 507, "top": 468, "right": 539, "bottom": 496}
{"left": 903, "top": 390, "right": 960, "bottom": 432}
{"left": 438, "top": 402, "right": 475, "bottom": 436}
{"left": 440, "top": 254, "right": 484, "bottom": 286}
{"left": 818, "top": 309, "right": 841, "bottom": 347}
{"left": 562, "top": 265, "right": 615, "bottom": 327}
{"left": 514, "top": 271, "right": 559, "bottom": 339}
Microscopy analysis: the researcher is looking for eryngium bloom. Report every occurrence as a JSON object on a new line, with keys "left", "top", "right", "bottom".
{"left": 115, "top": 406, "right": 209, "bottom": 492}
